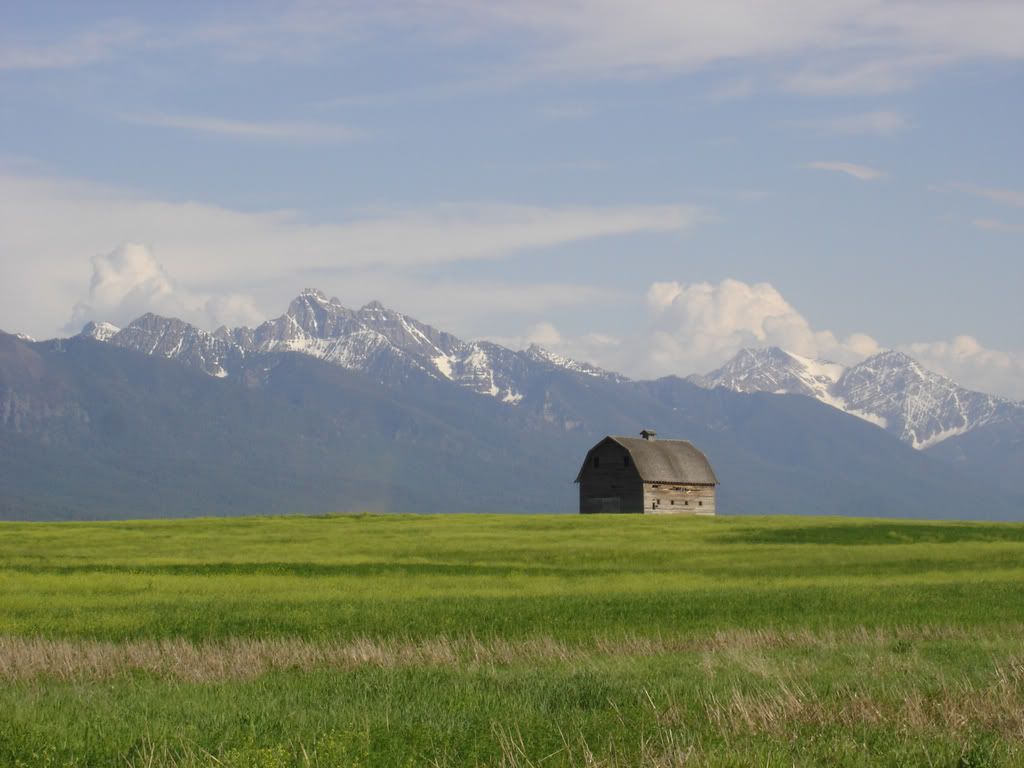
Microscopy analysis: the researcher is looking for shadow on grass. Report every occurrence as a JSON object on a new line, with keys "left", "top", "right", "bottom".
{"left": 0, "top": 561, "right": 604, "bottom": 578}
{"left": 716, "top": 521, "right": 1024, "bottom": 546}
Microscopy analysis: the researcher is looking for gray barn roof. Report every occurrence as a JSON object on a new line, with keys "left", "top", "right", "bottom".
{"left": 576, "top": 436, "right": 718, "bottom": 485}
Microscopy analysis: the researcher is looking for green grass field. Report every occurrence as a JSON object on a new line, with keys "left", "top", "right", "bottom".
{"left": 2, "top": 513, "right": 1024, "bottom": 767}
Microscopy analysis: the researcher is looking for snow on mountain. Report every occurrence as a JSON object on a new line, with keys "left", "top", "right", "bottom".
{"left": 688, "top": 347, "right": 842, "bottom": 403}
{"left": 525, "top": 344, "right": 627, "bottom": 382}
{"left": 80, "top": 322, "right": 120, "bottom": 343}
{"left": 79, "top": 293, "right": 1018, "bottom": 447}
{"left": 835, "top": 350, "right": 1017, "bottom": 449}
{"left": 691, "top": 346, "right": 1023, "bottom": 449}
{"left": 103, "top": 314, "right": 243, "bottom": 378}
{"left": 79, "top": 289, "right": 623, "bottom": 406}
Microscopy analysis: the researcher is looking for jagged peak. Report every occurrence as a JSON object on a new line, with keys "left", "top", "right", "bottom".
{"left": 733, "top": 346, "right": 792, "bottom": 363}
{"left": 706, "top": 346, "right": 846, "bottom": 383}
{"left": 744, "top": 345, "right": 787, "bottom": 356}
{"left": 725, "top": 346, "right": 826, "bottom": 366}
{"left": 130, "top": 312, "right": 166, "bottom": 323}
{"left": 360, "top": 299, "right": 388, "bottom": 312}
{"left": 124, "top": 312, "right": 196, "bottom": 329}
{"left": 846, "top": 350, "right": 930, "bottom": 383}
{"left": 291, "top": 288, "right": 346, "bottom": 309}
{"left": 857, "top": 349, "right": 915, "bottom": 367}
{"left": 525, "top": 343, "right": 565, "bottom": 362}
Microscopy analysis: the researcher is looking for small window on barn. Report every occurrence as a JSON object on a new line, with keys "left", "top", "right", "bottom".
{"left": 684, "top": 500, "right": 689, "bottom": 506}
{"left": 670, "top": 500, "right": 675, "bottom": 505}
{"left": 592, "top": 455, "right": 600, "bottom": 469}
{"left": 698, "top": 500, "right": 703, "bottom": 507}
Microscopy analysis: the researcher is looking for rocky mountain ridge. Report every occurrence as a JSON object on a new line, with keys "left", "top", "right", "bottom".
{"left": 4, "top": 328, "right": 1021, "bottom": 520}
{"left": 78, "top": 293, "right": 1022, "bottom": 454}
{"left": 690, "top": 346, "right": 1023, "bottom": 449}
{"left": 82, "top": 289, "right": 622, "bottom": 404}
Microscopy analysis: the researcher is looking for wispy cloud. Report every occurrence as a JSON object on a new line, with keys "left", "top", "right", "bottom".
{"left": 0, "top": 20, "right": 144, "bottom": 70}
{"left": 783, "top": 55, "right": 945, "bottom": 95}
{"left": 805, "top": 161, "right": 885, "bottom": 181}
{"left": 11, "top": 3, "right": 1024, "bottom": 91}
{"left": 798, "top": 110, "right": 907, "bottom": 136}
{"left": 949, "top": 183, "right": 1024, "bottom": 210}
{"left": 66, "top": 242, "right": 619, "bottom": 337}
{"left": 973, "top": 218, "right": 1024, "bottom": 233}
{"left": 121, "top": 113, "right": 359, "bottom": 143}
{"left": 452, "top": 2, "right": 1024, "bottom": 90}
{"left": 0, "top": 172, "right": 705, "bottom": 339}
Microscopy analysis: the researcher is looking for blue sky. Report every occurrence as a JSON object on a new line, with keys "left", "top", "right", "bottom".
{"left": 2, "top": 1, "right": 1022, "bottom": 396}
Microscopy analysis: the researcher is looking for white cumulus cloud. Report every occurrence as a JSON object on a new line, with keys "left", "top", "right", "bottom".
{"left": 610, "top": 279, "right": 1021, "bottom": 401}
{"left": 523, "top": 322, "right": 564, "bottom": 348}
{"left": 67, "top": 243, "right": 264, "bottom": 333}
{"left": 637, "top": 279, "right": 880, "bottom": 376}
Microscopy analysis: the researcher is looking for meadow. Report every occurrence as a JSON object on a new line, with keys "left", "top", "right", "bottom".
{"left": 2, "top": 513, "right": 1024, "bottom": 766}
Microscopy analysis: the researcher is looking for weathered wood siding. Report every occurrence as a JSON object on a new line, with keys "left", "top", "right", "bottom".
{"left": 642, "top": 483, "right": 716, "bottom": 515}
{"left": 578, "top": 439, "right": 644, "bottom": 514}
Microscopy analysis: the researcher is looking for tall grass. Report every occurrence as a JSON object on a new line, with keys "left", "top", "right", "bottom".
{"left": 2, "top": 513, "right": 1024, "bottom": 765}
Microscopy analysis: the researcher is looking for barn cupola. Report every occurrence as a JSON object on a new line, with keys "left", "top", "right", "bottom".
{"left": 640, "top": 429, "right": 657, "bottom": 441}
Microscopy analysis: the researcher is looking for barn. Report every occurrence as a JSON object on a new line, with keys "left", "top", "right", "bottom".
{"left": 575, "top": 430, "right": 718, "bottom": 514}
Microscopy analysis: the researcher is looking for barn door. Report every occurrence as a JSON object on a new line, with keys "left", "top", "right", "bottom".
{"left": 586, "top": 496, "right": 621, "bottom": 513}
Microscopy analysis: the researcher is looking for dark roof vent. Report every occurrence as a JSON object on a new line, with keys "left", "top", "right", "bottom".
{"left": 640, "top": 429, "right": 657, "bottom": 441}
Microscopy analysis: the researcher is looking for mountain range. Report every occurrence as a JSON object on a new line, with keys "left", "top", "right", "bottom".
{"left": 689, "top": 346, "right": 1024, "bottom": 495}
{"left": 2, "top": 290, "right": 1021, "bottom": 520}
{"left": 82, "top": 289, "right": 623, "bottom": 403}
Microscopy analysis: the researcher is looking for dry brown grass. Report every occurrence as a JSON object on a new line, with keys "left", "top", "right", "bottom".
{"left": 693, "top": 657, "right": 1024, "bottom": 741}
{"left": 0, "top": 625, "right": 1017, "bottom": 683}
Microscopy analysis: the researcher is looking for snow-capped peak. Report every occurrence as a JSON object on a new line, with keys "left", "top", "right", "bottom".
{"left": 691, "top": 346, "right": 1022, "bottom": 449}
{"left": 688, "top": 346, "right": 842, "bottom": 405}
{"left": 297, "top": 287, "right": 340, "bottom": 303}
{"left": 81, "top": 321, "right": 121, "bottom": 342}
{"left": 78, "top": 290, "right": 627, "bottom": 409}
